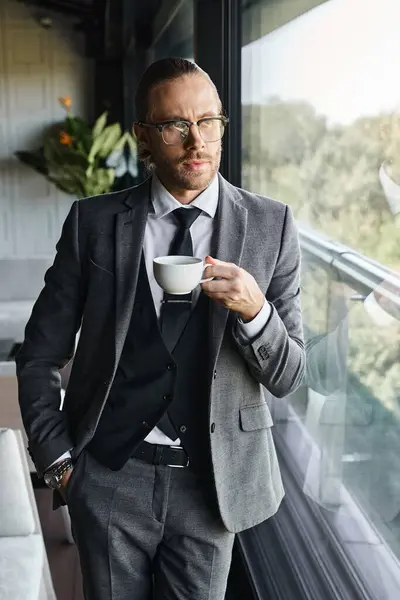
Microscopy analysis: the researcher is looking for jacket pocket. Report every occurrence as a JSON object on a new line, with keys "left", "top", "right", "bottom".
{"left": 239, "top": 403, "right": 274, "bottom": 431}
{"left": 89, "top": 256, "right": 114, "bottom": 276}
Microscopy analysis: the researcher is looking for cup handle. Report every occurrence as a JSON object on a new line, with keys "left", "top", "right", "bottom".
{"left": 200, "top": 263, "right": 213, "bottom": 284}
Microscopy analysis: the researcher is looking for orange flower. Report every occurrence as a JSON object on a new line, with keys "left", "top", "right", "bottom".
{"left": 59, "top": 131, "right": 73, "bottom": 145}
{"left": 58, "top": 95, "right": 72, "bottom": 111}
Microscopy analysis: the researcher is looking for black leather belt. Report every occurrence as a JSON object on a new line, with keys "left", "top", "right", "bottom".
{"left": 132, "top": 441, "right": 190, "bottom": 468}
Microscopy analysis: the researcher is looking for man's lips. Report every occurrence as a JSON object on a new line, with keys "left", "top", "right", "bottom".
{"left": 182, "top": 159, "right": 210, "bottom": 168}
{"left": 184, "top": 159, "right": 207, "bottom": 162}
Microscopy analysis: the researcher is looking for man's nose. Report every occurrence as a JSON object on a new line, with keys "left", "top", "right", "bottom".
{"left": 184, "top": 123, "right": 206, "bottom": 150}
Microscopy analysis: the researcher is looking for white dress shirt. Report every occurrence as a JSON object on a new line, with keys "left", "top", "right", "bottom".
{"left": 51, "top": 174, "right": 271, "bottom": 466}
{"left": 143, "top": 173, "right": 270, "bottom": 444}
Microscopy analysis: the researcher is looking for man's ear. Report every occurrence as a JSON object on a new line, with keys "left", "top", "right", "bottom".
{"left": 133, "top": 124, "right": 150, "bottom": 152}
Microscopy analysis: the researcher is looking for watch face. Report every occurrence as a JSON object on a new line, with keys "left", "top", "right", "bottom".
{"left": 44, "top": 471, "right": 59, "bottom": 490}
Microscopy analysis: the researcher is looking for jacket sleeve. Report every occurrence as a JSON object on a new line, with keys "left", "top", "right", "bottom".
{"left": 16, "top": 201, "right": 85, "bottom": 476}
{"left": 232, "top": 205, "right": 305, "bottom": 397}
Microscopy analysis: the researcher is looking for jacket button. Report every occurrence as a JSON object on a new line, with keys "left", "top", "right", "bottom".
{"left": 179, "top": 425, "right": 187, "bottom": 433}
{"left": 258, "top": 345, "right": 269, "bottom": 360}
{"left": 213, "top": 370, "right": 217, "bottom": 379}
{"left": 163, "top": 394, "right": 172, "bottom": 402}
{"left": 210, "top": 423, "right": 215, "bottom": 433}
{"left": 167, "top": 363, "right": 175, "bottom": 371}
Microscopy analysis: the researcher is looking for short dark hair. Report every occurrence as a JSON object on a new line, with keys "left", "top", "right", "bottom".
{"left": 134, "top": 57, "right": 218, "bottom": 121}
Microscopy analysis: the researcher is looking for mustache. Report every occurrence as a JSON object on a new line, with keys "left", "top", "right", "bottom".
{"left": 178, "top": 154, "right": 212, "bottom": 163}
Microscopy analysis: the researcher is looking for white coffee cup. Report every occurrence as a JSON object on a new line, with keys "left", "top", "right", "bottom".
{"left": 153, "top": 256, "right": 213, "bottom": 295}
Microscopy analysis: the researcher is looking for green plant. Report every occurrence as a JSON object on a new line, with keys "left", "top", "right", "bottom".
{"left": 15, "top": 95, "right": 137, "bottom": 198}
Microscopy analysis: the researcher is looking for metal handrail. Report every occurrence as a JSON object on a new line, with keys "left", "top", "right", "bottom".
{"left": 298, "top": 223, "right": 400, "bottom": 315}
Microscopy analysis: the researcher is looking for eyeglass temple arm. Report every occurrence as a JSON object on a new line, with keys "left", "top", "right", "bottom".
{"left": 136, "top": 122, "right": 163, "bottom": 132}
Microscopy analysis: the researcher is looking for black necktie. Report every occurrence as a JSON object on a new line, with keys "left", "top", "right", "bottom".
{"left": 157, "top": 206, "right": 202, "bottom": 440}
{"left": 160, "top": 207, "right": 202, "bottom": 350}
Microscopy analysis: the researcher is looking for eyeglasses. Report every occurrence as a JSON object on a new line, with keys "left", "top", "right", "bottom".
{"left": 136, "top": 116, "right": 229, "bottom": 146}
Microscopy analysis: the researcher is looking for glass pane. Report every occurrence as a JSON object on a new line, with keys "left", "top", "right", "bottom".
{"left": 152, "top": 0, "right": 194, "bottom": 61}
{"left": 242, "top": 0, "right": 400, "bottom": 595}
{"left": 242, "top": 0, "right": 400, "bottom": 268}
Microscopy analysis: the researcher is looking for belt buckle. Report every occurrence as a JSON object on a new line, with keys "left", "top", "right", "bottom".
{"left": 167, "top": 446, "right": 190, "bottom": 468}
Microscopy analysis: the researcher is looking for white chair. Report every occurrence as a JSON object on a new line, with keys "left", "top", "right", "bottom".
{"left": 0, "top": 428, "right": 56, "bottom": 599}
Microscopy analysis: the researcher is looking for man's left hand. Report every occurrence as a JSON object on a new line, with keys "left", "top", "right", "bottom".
{"left": 201, "top": 256, "right": 265, "bottom": 322}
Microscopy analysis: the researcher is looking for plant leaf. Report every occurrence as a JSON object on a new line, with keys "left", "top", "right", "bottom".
{"left": 105, "top": 148, "right": 123, "bottom": 168}
{"left": 88, "top": 124, "right": 122, "bottom": 162}
{"left": 85, "top": 168, "right": 115, "bottom": 196}
{"left": 92, "top": 112, "right": 108, "bottom": 139}
{"left": 98, "top": 124, "right": 123, "bottom": 157}
{"left": 127, "top": 154, "right": 138, "bottom": 177}
{"left": 111, "top": 131, "right": 128, "bottom": 153}
{"left": 14, "top": 150, "right": 48, "bottom": 176}
{"left": 44, "top": 137, "right": 65, "bottom": 165}
{"left": 43, "top": 137, "right": 89, "bottom": 169}
{"left": 66, "top": 115, "right": 91, "bottom": 137}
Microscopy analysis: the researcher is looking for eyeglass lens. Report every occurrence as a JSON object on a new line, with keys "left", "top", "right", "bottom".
{"left": 162, "top": 119, "right": 225, "bottom": 145}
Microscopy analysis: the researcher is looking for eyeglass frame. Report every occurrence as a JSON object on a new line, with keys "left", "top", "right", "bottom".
{"left": 135, "top": 116, "right": 229, "bottom": 145}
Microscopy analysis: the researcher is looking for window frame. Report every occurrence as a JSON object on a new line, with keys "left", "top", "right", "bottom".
{"left": 194, "top": 0, "right": 242, "bottom": 186}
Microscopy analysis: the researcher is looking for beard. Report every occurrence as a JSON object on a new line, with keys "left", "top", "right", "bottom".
{"left": 151, "top": 148, "right": 221, "bottom": 191}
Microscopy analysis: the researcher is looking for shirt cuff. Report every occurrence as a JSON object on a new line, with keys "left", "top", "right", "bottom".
{"left": 48, "top": 450, "right": 72, "bottom": 470}
{"left": 236, "top": 299, "right": 271, "bottom": 343}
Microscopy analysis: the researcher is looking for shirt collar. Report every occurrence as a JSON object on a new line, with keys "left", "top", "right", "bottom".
{"left": 151, "top": 172, "right": 219, "bottom": 219}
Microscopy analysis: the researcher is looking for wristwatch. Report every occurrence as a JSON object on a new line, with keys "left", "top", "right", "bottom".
{"left": 44, "top": 458, "right": 73, "bottom": 490}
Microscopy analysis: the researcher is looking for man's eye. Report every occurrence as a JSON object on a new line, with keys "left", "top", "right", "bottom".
{"left": 163, "top": 122, "right": 184, "bottom": 132}
{"left": 171, "top": 122, "right": 187, "bottom": 132}
{"left": 164, "top": 121, "right": 187, "bottom": 132}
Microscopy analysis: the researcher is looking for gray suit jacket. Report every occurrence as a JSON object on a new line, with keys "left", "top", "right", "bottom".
{"left": 16, "top": 173, "right": 305, "bottom": 533}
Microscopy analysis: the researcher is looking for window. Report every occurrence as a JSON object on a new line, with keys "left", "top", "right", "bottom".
{"left": 242, "top": 0, "right": 400, "bottom": 268}
{"left": 151, "top": 0, "right": 194, "bottom": 61}
{"left": 241, "top": 1, "right": 400, "bottom": 597}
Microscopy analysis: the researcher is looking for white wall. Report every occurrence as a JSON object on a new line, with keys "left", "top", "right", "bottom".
{"left": 0, "top": 0, "right": 93, "bottom": 259}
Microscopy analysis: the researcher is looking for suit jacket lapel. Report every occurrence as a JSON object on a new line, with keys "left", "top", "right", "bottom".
{"left": 115, "top": 179, "right": 150, "bottom": 365}
{"left": 113, "top": 174, "right": 247, "bottom": 374}
{"left": 209, "top": 174, "right": 248, "bottom": 371}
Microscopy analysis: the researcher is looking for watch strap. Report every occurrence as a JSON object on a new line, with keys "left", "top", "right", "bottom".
{"left": 45, "top": 458, "right": 73, "bottom": 487}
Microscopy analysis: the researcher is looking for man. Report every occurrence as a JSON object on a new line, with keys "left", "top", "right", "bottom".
{"left": 17, "top": 58, "right": 305, "bottom": 600}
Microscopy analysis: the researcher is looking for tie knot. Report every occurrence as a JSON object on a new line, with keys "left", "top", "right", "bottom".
{"left": 173, "top": 207, "right": 202, "bottom": 230}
